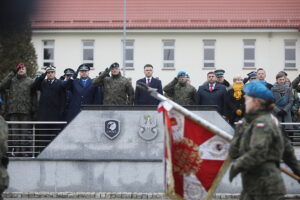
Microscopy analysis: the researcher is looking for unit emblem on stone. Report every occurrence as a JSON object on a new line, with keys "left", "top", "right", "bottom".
{"left": 104, "top": 120, "right": 120, "bottom": 140}
{"left": 138, "top": 114, "right": 158, "bottom": 141}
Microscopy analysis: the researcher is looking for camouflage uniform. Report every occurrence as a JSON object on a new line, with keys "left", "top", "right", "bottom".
{"left": 0, "top": 72, "right": 35, "bottom": 155}
{"left": 229, "top": 109, "right": 285, "bottom": 200}
{"left": 93, "top": 68, "right": 134, "bottom": 105}
{"left": 0, "top": 116, "right": 9, "bottom": 200}
{"left": 163, "top": 78, "right": 196, "bottom": 105}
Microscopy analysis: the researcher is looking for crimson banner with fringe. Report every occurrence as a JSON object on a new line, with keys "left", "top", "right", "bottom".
{"left": 159, "top": 103, "right": 231, "bottom": 200}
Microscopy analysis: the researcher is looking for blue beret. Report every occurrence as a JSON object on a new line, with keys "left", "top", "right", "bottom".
{"left": 177, "top": 71, "right": 186, "bottom": 77}
{"left": 243, "top": 81, "right": 274, "bottom": 101}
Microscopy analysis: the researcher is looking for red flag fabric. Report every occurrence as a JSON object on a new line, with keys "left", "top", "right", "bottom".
{"left": 160, "top": 105, "right": 230, "bottom": 200}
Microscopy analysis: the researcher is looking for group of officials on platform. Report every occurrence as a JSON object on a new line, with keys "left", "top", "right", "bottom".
{"left": 0, "top": 62, "right": 300, "bottom": 200}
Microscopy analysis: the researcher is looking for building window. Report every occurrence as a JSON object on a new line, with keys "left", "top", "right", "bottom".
{"left": 284, "top": 39, "right": 297, "bottom": 68}
{"left": 163, "top": 40, "right": 175, "bottom": 68}
{"left": 203, "top": 40, "right": 215, "bottom": 68}
{"left": 43, "top": 40, "right": 54, "bottom": 67}
{"left": 123, "top": 40, "right": 134, "bottom": 68}
{"left": 82, "top": 40, "right": 94, "bottom": 67}
{"left": 243, "top": 39, "right": 256, "bottom": 68}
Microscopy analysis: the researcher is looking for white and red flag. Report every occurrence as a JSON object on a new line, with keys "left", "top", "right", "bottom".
{"left": 158, "top": 101, "right": 231, "bottom": 200}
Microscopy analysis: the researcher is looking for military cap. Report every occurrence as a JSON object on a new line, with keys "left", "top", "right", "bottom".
{"left": 243, "top": 81, "right": 274, "bottom": 101}
{"left": 64, "top": 68, "right": 75, "bottom": 75}
{"left": 214, "top": 69, "right": 225, "bottom": 77}
{"left": 110, "top": 62, "right": 120, "bottom": 69}
{"left": 177, "top": 71, "right": 186, "bottom": 77}
{"left": 45, "top": 65, "right": 56, "bottom": 72}
{"left": 279, "top": 71, "right": 288, "bottom": 76}
{"left": 247, "top": 71, "right": 257, "bottom": 78}
{"left": 78, "top": 64, "right": 90, "bottom": 71}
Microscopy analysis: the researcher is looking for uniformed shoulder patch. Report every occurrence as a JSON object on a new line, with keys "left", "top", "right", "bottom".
{"left": 234, "top": 120, "right": 243, "bottom": 126}
{"left": 256, "top": 123, "right": 265, "bottom": 128}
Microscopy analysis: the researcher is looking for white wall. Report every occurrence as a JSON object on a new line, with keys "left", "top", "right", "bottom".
{"left": 32, "top": 31, "right": 300, "bottom": 88}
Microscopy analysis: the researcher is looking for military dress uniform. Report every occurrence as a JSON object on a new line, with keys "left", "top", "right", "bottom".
{"left": 229, "top": 81, "right": 286, "bottom": 200}
{"left": 93, "top": 62, "right": 134, "bottom": 105}
{"left": 230, "top": 109, "right": 285, "bottom": 200}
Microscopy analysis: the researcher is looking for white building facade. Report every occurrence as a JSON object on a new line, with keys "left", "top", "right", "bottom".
{"left": 32, "top": 29, "right": 300, "bottom": 87}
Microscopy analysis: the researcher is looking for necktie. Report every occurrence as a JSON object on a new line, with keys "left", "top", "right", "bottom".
{"left": 47, "top": 80, "right": 52, "bottom": 85}
{"left": 147, "top": 78, "right": 150, "bottom": 86}
{"left": 82, "top": 80, "right": 87, "bottom": 87}
{"left": 209, "top": 84, "right": 213, "bottom": 92}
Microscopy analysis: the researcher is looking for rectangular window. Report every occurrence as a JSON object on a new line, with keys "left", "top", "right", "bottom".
{"left": 243, "top": 39, "right": 256, "bottom": 68}
{"left": 82, "top": 40, "right": 94, "bottom": 67}
{"left": 284, "top": 39, "right": 297, "bottom": 68}
{"left": 203, "top": 40, "right": 215, "bottom": 68}
{"left": 163, "top": 40, "right": 175, "bottom": 68}
{"left": 43, "top": 40, "right": 54, "bottom": 67}
{"left": 123, "top": 40, "right": 134, "bottom": 68}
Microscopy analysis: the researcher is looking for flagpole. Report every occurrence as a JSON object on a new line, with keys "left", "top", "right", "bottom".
{"left": 137, "top": 82, "right": 300, "bottom": 182}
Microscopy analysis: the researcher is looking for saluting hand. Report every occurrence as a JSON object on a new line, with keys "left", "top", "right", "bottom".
{"left": 229, "top": 163, "right": 241, "bottom": 182}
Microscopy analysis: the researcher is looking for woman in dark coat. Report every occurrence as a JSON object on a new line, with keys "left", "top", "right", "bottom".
{"left": 271, "top": 73, "right": 293, "bottom": 129}
{"left": 227, "top": 76, "right": 245, "bottom": 126}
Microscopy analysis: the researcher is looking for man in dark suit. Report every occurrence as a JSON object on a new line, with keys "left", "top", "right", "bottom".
{"left": 134, "top": 64, "right": 163, "bottom": 105}
{"left": 196, "top": 71, "right": 228, "bottom": 117}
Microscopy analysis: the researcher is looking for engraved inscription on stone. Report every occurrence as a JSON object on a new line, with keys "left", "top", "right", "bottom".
{"left": 138, "top": 114, "right": 158, "bottom": 141}
{"left": 104, "top": 120, "right": 120, "bottom": 140}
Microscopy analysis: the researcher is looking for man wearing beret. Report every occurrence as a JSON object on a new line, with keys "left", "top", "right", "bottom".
{"left": 65, "top": 64, "right": 102, "bottom": 122}
{"left": 0, "top": 63, "right": 36, "bottom": 156}
{"left": 93, "top": 62, "right": 134, "bottom": 105}
{"left": 214, "top": 69, "right": 231, "bottom": 90}
{"left": 229, "top": 81, "right": 300, "bottom": 199}
{"left": 163, "top": 71, "right": 196, "bottom": 105}
{"left": 134, "top": 64, "right": 162, "bottom": 105}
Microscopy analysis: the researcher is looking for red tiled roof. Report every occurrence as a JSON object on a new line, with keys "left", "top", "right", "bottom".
{"left": 31, "top": 0, "right": 300, "bottom": 29}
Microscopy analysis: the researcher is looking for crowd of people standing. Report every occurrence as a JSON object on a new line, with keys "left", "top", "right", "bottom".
{"left": 1, "top": 62, "right": 300, "bottom": 129}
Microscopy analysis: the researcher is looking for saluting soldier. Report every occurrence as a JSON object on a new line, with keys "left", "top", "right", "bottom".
{"left": 31, "top": 66, "right": 66, "bottom": 153}
{"left": 93, "top": 62, "right": 134, "bottom": 105}
{"left": 229, "top": 81, "right": 300, "bottom": 200}
{"left": 163, "top": 71, "right": 196, "bottom": 105}
{"left": 65, "top": 64, "right": 102, "bottom": 122}
{"left": 0, "top": 63, "right": 35, "bottom": 156}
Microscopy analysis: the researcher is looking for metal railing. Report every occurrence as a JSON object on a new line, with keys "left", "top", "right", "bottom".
{"left": 7, "top": 121, "right": 67, "bottom": 158}
{"left": 281, "top": 122, "right": 300, "bottom": 146}
{"left": 5, "top": 121, "right": 300, "bottom": 158}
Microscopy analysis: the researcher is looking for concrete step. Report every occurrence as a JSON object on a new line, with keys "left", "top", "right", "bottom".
{"left": 3, "top": 193, "right": 300, "bottom": 200}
